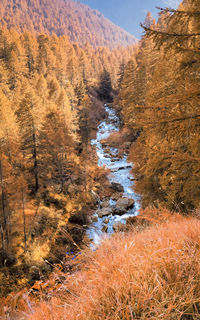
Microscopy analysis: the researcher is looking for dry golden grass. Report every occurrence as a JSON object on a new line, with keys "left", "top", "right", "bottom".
{"left": 4, "top": 213, "right": 200, "bottom": 320}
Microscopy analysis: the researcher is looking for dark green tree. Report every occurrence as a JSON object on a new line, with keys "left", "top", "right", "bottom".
{"left": 98, "top": 69, "right": 113, "bottom": 102}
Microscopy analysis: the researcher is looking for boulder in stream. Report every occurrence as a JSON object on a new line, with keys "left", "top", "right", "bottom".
{"left": 102, "top": 225, "right": 108, "bottom": 233}
{"left": 104, "top": 218, "right": 109, "bottom": 224}
{"left": 97, "top": 208, "right": 113, "bottom": 218}
{"left": 91, "top": 215, "right": 98, "bottom": 222}
{"left": 100, "top": 139, "right": 108, "bottom": 147}
{"left": 104, "top": 147, "right": 111, "bottom": 154}
{"left": 100, "top": 200, "right": 110, "bottom": 208}
{"left": 111, "top": 193, "right": 123, "bottom": 201}
{"left": 111, "top": 182, "right": 124, "bottom": 193}
{"left": 118, "top": 165, "right": 132, "bottom": 171}
{"left": 116, "top": 197, "right": 135, "bottom": 208}
{"left": 113, "top": 197, "right": 135, "bottom": 215}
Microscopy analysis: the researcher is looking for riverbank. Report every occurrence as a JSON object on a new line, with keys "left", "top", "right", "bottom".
{"left": 87, "top": 105, "right": 140, "bottom": 244}
{"left": 3, "top": 210, "right": 200, "bottom": 319}
{"left": 2, "top": 103, "right": 200, "bottom": 319}
{"left": 0, "top": 96, "right": 109, "bottom": 298}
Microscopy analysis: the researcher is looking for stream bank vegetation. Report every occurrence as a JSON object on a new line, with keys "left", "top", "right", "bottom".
{"left": 0, "top": 27, "right": 134, "bottom": 296}
{"left": 2, "top": 209, "right": 200, "bottom": 319}
{"left": 118, "top": 0, "right": 200, "bottom": 213}
{"left": 1, "top": 0, "right": 200, "bottom": 317}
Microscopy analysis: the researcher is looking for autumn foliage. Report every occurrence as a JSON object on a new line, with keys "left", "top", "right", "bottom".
{"left": 2, "top": 210, "right": 200, "bottom": 319}
{"left": 1, "top": 0, "right": 200, "bottom": 317}
{"left": 0, "top": 0, "right": 137, "bottom": 49}
{"left": 118, "top": 0, "right": 200, "bottom": 212}
{"left": 0, "top": 25, "right": 136, "bottom": 295}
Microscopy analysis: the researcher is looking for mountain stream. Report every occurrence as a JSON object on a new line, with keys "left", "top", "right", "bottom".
{"left": 87, "top": 105, "right": 140, "bottom": 246}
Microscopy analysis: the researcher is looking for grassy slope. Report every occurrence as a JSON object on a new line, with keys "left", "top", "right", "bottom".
{"left": 4, "top": 210, "right": 200, "bottom": 320}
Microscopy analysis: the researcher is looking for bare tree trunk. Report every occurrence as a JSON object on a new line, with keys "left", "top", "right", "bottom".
{"left": 32, "top": 123, "right": 39, "bottom": 192}
{"left": 22, "top": 189, "right": 27, "bottom": 251}
{"left": 0, "top": 159, "right": 9, "bottom": 249}
{"left": 0, "top": 224, "right": 4, "bottom": 251}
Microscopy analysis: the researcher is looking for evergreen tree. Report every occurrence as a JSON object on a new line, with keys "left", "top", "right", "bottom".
{"left": 98, "top": 69, "right": 113, "bottom": 102}
{"left": 119, "top": 1, "right": 200, "bottom": 212}
{"left": 15, "top": 85, "right": 42, "bottom": 193}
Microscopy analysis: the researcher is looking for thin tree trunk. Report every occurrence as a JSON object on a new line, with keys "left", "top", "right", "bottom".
{"left": 60, "top": 145, "right": 65, "bottom": 192}
{"left": 32, "top": 123, "right": 39, "bottom": 192}
{"left": 0, "top": 224, "right": 4, "bottom": 251}
{"left": 0, "top": 159, "right": 9, "bottom": 249}
{"left": 22, "top": 189, "right": 27, "bottom": 251}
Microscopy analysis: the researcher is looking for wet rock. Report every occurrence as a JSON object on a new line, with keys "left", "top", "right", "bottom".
{"left": 118, "top": 165, "right": 132, "bottom": 171}
{"left": 113, "top": 222, "right": 126, "bottom": 232}
{"left": 102, "top": 225, "right": 108, "bottom": 232}
{"left": 100, "top": 200, "right": 110, "bottom": 208}
{"left": 111, "top": 182, "right": 124, "bottom": 193}
{"left": 110, "top": 153, "right": 117, "bottom": 159}
{"left": 111, "top": 168, "right": 120, "bottom": 172}
{"left": 113, "top": 198, "right": 135, "bottom": 216}
{"left": 113, "top": 206, "right": 127, "bottom": 215}
{"left": 97, "top": 208, "right": 113, "bottom": 218}
{"left": 116, "top": 197, "right": 134, "bottom": 209}
{"left": 104, "top": 147, "right": 111, "bottom": 154}
{"left": 104, "top": 218, "right": 109, "bottom": 224}
{"left": 91, "top": 215, "right": 98, "bottom": 222}
{"left": 111, "top": 193, "right": 123, "bottom": 201}
{"left": 100, "top": 139, "right": 108, "bottom": 147}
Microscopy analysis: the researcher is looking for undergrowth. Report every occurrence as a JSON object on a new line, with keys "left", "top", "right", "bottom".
{"left": 1, "top": 210, "right": 200, "bottom": 320}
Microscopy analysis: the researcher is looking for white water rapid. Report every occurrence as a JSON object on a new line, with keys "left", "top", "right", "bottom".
{"left": 87, "top": 105, "right": 140, "bottom": 246}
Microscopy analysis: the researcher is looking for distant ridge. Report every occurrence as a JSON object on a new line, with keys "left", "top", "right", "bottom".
{"left": 0, "top": 0, "right": 137, "bottom": 48}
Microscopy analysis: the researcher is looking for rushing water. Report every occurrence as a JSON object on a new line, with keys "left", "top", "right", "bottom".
{"left": 87, "top": 105, "right": 140, "bottom": 245}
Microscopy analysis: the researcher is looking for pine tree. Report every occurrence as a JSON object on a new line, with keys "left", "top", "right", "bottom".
{"left": 15, "top": 85, "right": 42, "bottom": 193}
{"left": 118, "top": 1, "right": 200, "bottom": 212}
{"left": 39, "top": 109, "right": 73, "bottom": 192}
{"left": 132, "top": 1, "right": 200, "bottom": 211}
{"left": 98, "top": 69, "right": 113, "bottom": 102}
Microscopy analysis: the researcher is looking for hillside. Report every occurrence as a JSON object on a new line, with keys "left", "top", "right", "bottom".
{"left": 0, "top": 0, "right": 137, "bottom": 49}
{"left": 0, "top": 24, "right": 136, "bottom": 296}
{"left": 2, "top": 210, "right": 200, "bottom": 319}
{"left": 1, "top": 0, "right": 200, "bottom": 318}
{"left": 118, "top": 2, "right": 200, "bottom": 212}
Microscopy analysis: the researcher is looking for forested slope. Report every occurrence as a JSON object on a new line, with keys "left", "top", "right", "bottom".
{"left": 118, "top": 0, "right": 200, "bottom": 213}
{"left": 1, "top": 0, "right": 200, "bottom": 318}
{"left": 0, "top": 26, "right": 135, "bottom": 295}
{"left": 0, "top": 0, "right": 137, "bottom": 49}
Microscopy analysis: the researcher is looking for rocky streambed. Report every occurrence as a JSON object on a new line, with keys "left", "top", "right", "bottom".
{"left": 87, "top": 105, "right": 140, "bottom": 245}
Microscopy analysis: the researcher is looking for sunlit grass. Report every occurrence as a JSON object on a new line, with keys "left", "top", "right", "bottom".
{"left": 7, "top": 211, "right": 200, "bottom": 320}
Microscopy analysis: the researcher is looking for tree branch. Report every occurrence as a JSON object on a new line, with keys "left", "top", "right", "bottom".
{"left": 141, "top": 24, "right": 200, "bottom": 38}
{"left": 156, "top": 7, "right": 200, "bottom": 17}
